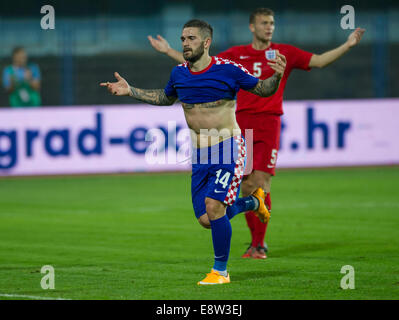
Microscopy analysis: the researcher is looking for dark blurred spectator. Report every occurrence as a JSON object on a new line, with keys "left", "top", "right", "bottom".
{"left": 2, "top": 47, "right": 41, "bottom": 107}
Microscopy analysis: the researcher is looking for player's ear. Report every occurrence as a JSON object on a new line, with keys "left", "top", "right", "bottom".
{"left": 204, "top": 37, "right": 212, "bottom": 49}
{"left": 249, "top": 23, "right": 255, "bottom": 33}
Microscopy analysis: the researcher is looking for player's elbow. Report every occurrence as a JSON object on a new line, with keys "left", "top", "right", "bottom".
{"left": 261, "top": 83, "right": 280, "bottom": 98}
{"left": 250, "top": 80, "right": 279, "bottom": 98}
{"left": 166, "top": 99, "right": 176, "bottom": 106}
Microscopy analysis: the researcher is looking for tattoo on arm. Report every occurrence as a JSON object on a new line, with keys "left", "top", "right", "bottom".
{"left": 129, "top": 87, "right": 177, "bottom": 106}
{"left": 247, "top": 74, "right": 282, "bottom": 97}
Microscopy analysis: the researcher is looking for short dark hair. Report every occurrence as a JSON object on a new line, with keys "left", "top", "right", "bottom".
{"left": 12, "top": 46, "right": 25, "bottom": 57}
{"left": 249, "top": 8, "right": 275, "bottom": 24}
{"left": 183, "top": 19, "right": 213, "bottom": 39}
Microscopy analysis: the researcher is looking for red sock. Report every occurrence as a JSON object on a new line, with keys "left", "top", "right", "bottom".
{"left": 254, "top": 219, "right": 268, "bottom": 247}
{"left": 245, "top": 211, "right": 257, "bottom": 247}
{"left": 255, "top": 219, "right": 267, "bottom": 247}
{"left": 265, "top": 192, "right": 272, "bottom": 211}
{"left": 253, "top": 193, "right": 271, "bottom": 248}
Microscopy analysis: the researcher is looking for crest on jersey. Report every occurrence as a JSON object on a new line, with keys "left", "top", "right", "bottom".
{"left": 265, "top": 50, "right": 276, "bottom": 60}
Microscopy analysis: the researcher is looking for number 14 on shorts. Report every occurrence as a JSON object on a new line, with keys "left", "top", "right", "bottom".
{"left": 215, "top": 169, "right": 231, "bottom": 189}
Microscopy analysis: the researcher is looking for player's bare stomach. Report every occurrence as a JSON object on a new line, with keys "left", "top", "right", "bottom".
{"left": 182, "top": 99, "right": 241, "bottom": 148}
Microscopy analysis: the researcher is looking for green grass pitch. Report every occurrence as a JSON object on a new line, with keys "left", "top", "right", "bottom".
{"left": 0, "top": 167, "right": 398, "bottom": 300}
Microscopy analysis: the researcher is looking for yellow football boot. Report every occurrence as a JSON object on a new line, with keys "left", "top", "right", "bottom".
{"left": 252, "top": 188, "right": 271, "bottom": 224}
{"left": 197, "top": 269, "right": 230, "bottom": 285}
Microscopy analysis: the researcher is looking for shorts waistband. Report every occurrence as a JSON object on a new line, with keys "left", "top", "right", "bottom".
{"left": 192, "top": 135, "right": 245, "bottom": 165}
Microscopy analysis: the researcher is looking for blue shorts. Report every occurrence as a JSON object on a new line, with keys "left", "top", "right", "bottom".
{"left": 191, "top": 135, "right": 246, "bottom": 219}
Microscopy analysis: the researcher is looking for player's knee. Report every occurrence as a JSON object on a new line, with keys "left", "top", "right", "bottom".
{"left": 252, "top": 171, "right": 272, "bottom": 191}
{"left": 205, "top": 198, "right": 225, "bottom": 220}
{"left": 205, "top": 200, "right": 219, "bottom": 216}
{"left": 198, "top": 214, "right": 211, "bottom": 229}
{"left": 255, "top": 172, "right": 270, "bottom": 186}
{"left": 241, "top": 177, "right": 256, "bottom": 196}
{"left": 263, "top": 173, "right": 272, "bottom": 185}
{"left": 242, "top": 171, "right": 272, "bottom": 196}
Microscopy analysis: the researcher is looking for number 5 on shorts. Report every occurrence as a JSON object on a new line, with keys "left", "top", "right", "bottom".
{"left": 215, "top": 169, "right": 231, "bottom": 189}
{"left": 267, "top": 149, "right": 278, "bottom": 168}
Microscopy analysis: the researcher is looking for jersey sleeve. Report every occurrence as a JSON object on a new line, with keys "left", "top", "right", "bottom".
{"left": 217, "top": 47, "right": 235, "bottom": 60}
{"left": 232, "top": 64, "right": 259, "bottom": 90}
{"left": 286, "top": 45, "right": 313, "bottom": 71}
{"left": 164, "top": 68, "right": 178, "bottom": 97}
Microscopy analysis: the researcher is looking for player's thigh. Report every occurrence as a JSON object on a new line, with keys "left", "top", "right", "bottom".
{"left": 241, "top": 117, "right": 280, "bottom": 195}
{"left": 251, "top": 118, "right": 281, "bottom": 176}
{"left": 191, "top": 164, "right": 209, "bottom": 222}
{"left": 241, "top": 139, "right": 275, "bottom": 195}
{"left": 191, "top": 164, "right": 232, "bottom": 225}
{"left": 194, "top": 167, "right": 232, "bottom": 225}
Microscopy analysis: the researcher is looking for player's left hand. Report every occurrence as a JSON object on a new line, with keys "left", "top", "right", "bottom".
{"left": 267, "top": 50, "right": 287, "bottom": 78}
{"left": 347, "top": 27, "right": 365, "bottom": 48}
{"left": 148, "top": 35, "right": 171, "bottom": 54}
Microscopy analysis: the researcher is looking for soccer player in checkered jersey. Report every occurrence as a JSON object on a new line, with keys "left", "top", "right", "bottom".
{"left": 148, "top": 8, "right": 365, "bottom": 259}
{"left": 101, "top": 19, "right": 287, "bottom": 285}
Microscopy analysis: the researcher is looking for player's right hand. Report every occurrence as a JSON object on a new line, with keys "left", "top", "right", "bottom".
{"left": 267, "top": 50, "right": 287, "bottom": 78}
{"left": 347, "top": 27, "right": 365, "bottom": 48}
{"left": 100, "top": 72, "right": 131, "bottom": 96}
{"left": 147, "top": 35, "right": 171, "bottom": 54}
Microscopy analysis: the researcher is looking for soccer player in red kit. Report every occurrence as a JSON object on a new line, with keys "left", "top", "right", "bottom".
{"left": 148, "top": 8, "right": 365, "bottom": 259}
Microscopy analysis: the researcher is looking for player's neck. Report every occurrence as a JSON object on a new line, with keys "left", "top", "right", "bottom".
{"left": 189, "top": 54, "right": 212, "bottom": 72}
{"left": 251, "top": 38, "right": 272, "bottom": 50}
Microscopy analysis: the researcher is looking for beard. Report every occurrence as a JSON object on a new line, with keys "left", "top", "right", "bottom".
{"left": 255, "top": 31, "right": 273, "bottom": 43}
{"left": 183, "top": 42, "right": 205, "bottom": 63}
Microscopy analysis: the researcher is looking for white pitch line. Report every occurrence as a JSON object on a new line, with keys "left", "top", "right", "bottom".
{"left": 275, "top": 202, "right": 399, "bottom": 209}
{"left": 0, "top": 293, "right": 71, "bottom": 300}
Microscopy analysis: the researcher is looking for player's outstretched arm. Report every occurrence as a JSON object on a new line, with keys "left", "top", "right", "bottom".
{"left": 100, "top": 72, "right": 177, "bottom": 106}
{"left": 129, "top": 87, "right": 177, "bottom": 106}
{"left": 148, "top": 35, "right": 185, "bottom": 64}
{"left": 309, "top": 27, "right": 365, "bottom": 68}
{"left": 247, "top": 52, "right": 287, "bottom": 97}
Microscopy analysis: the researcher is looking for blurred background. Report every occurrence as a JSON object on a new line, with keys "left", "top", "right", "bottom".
{"left": 0, "top": 0, "right": 398, "bottom": 176}
{"left": 0, "top": 0, "right": 399, "bottom": 302}
{"left": 1, "top": 1, "right": 398, "bottom": 301}
{"left": 0, "top": 0, "right": 398, "bottom": 107}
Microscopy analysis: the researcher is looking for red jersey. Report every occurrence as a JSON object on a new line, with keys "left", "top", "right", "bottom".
{"left": 217, "top": 43, "right": 313, "bottom": 115}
